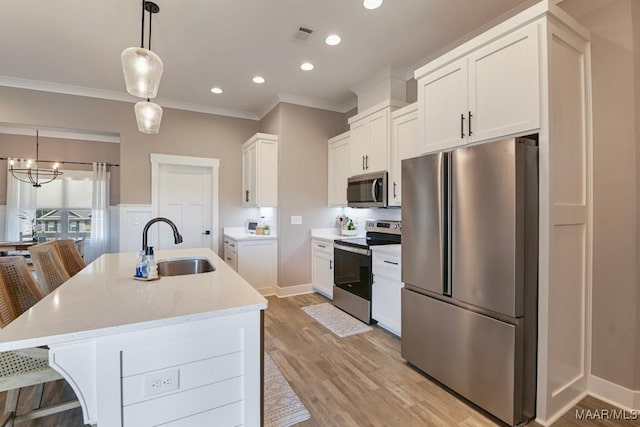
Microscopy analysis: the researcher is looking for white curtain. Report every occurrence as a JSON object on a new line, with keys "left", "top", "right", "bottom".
{"left": 4, "top": 159, "right": 37, "bottom": 241}
{"left": 86, "top": 162, "right": 110, "bottom": 262}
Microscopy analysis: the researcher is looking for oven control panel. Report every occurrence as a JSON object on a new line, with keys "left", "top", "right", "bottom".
{"left": 365, "top": 220, "right": 401, "bottom": 234}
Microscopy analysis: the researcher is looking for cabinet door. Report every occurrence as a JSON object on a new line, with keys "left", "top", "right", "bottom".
{"left": 237, "top": 240, "right": 276, "bottom": 295}
{"left": 328, "top": 134, "right": 350, "bottom": 206}
{"left": 366, "top": 109, "right": 389, "bottom": 173}
{"left": 312, "top": 250, "right": 334, "bottom": 299}
{"left": 224, "top": 248, "right": 237, "bottom": 271}
{"left": 349, "top": 120, "right": 368, "bottom": 176}
{"left": 390, "top": 107, "right": 418, "bottom": 207}
{"left": 468, "top": 23, "right": 540, "bottom": 143}
{"left": 418, "top": 58, "right": 468, "bottom": 153}
{"left": 257, "top": 138, "right": 278, "bottom": 207}
{"left": 242, "top": 143, "right": 257, "bottom": 207}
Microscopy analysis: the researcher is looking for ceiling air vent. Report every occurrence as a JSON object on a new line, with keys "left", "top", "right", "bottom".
{"left": 293, "top": 26, "right": 314, "bottom": 43}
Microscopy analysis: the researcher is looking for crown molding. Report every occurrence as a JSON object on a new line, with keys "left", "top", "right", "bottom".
{"left": 0, "top": 76, "right": 259, "bottom": 121}
{"left": 258, "top": 93, "right": 357, "bottom": 120}
{"left": 351, "top": 66, "right": 412, "bottom": 96}
{"left": 0, "top": 123, "right": 120, "bottom": 143}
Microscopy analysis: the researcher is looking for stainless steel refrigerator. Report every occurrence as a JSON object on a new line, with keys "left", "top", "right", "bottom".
{"left": 401, "top": 137, "right": 538, "bottom": 426}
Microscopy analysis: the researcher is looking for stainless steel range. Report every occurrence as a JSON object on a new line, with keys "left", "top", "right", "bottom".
{"left": 333, "top": 220, "right": 401, "bottom": 324}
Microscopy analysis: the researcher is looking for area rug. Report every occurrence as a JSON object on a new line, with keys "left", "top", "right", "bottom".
{"left": 301, "top": 303, "right": 372, "bottom": 338}
{"left": 264, "top": 353, "right": 311, "bottom": 427}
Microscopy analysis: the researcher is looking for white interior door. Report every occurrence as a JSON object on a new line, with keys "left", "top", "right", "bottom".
{"left": 157, "top": 164, "right": 212, "bottom": 250}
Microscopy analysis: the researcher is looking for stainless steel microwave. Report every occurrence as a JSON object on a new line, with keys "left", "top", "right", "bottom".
{"left": 347, "top": 171, "right": 388, "bottom": 208}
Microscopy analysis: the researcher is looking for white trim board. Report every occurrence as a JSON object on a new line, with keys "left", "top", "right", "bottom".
{"left": 535, "top": 391, "right": 588, "bottom": 426}
{"left": 275, "top": 283, "right": 314, "bottom": 298}
{"left": 0, "top": 123, "right": 120, "bottom": 144}
{"left": 588, "top": 375, "right": 640, "bottom": 412}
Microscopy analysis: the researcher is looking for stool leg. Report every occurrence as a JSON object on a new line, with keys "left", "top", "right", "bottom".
{"left": 32, "top": 383, "right": 45, "bottom": 409}
{"left": 3, "top": 388, "right": 19, "bottom": 426}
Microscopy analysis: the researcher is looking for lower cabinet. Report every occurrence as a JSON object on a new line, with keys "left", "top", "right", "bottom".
{"left": 224, "top": 236, "right": 277, "bottom": 295}
{"left": 311, "top": 239, "right": 334, "bottom": 299}
{"left": 372, "top": 250, "right": 403, "bottom": 336}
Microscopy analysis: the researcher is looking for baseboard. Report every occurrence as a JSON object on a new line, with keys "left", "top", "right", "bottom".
{"left": 535, "top": 391, "right": 588, "bottom": 426}
{"left": 275, "top": 283, "right": 314, "bottom": 298}
{"left": 588, "top": 375, "right": 640, "bottom": 411}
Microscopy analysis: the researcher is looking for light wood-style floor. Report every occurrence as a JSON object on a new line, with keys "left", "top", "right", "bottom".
{"left": 0, "top": 292, "right": 638, "bottom": 426}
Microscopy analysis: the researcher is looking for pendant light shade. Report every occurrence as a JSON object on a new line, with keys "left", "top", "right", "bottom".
{"left": 135, "top": 100, "right": 163, "bottom": 134}
{"left": 121, "top": 47, "right": 163, "bottom": 98}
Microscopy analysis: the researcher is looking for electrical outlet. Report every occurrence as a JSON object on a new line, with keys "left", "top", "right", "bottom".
{"left": 144, "top": 368, "right": 180, "bottom": 397}
{"left": 291, "top": 215, "right": 302, "bottom": 225}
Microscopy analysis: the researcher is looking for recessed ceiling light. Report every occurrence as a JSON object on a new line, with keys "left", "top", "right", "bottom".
{"left": 210, "top": 87, "right": 223, "bottom": 94}
{"left": 252, "top": 76, "right": 265, "bottom": 84}
{"left": 325, "top": 34, "right": 341, "bottom": 46}
{"left": 363, "top": 0, "right": 383, "bottom": 10}
{"left": 300, "top": 62, "right": 314, "bottom": 71}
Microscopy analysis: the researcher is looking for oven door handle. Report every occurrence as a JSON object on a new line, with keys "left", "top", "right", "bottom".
{"left": 371, "top": 178, "right": 378, "bottom": 202}
{"left": 334, "top": 243, "right": 371, "bottom": 256}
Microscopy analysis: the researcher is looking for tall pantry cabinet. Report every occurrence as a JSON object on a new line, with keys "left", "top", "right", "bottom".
{"left": 413, "top": 1, "right": 592, "bottom": 423}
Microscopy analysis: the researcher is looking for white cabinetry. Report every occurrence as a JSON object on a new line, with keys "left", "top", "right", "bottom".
{"left": 372, "top": 249, "right": 402, "bottom": 336}
{"left": 416, "top": 22, "right": 540, "bottom": 153}
{"left": 311, "top": 239, "right": 334, "bottom": 299}
{"left": 412, "top": 2, "right": 592, "bottom": 422}
{"left": 224, "top": 236, "right": 277, "bottom": 295}
{"left": 348, "top": 100, "right": 406, "bottom": 176}
{"left": 389, "top": 103, "right": 419, "bottom": 207}
{"left": 328, "top": 132, "right": 350, "bottom": 206}
{"left": 242, "top": 133, "right": 278, "bottom": 207}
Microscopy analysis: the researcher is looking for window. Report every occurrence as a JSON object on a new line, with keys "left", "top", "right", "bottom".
{"left": 30, "top": 171, "right": 93, "bottom": 240}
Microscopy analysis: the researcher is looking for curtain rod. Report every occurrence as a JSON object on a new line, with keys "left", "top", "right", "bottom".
{"left": 0, "top": 157, "right": 119, "bottom": 167}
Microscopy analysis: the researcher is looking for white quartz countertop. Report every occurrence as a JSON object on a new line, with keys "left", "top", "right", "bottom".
{"left": 371, "top": 244, "right": 402, "bottom": 258}
{"left": 224, "top": 228, "right": 277, "bottom": 241}
{"left": 311, "top": 228, "right": 364, "bottom": 242}
{"left": 0, "top": 248, "right": 268, "bottom": 352}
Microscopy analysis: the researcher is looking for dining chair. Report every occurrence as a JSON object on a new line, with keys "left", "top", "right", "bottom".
{"left": 27, "top": 244, "right": 71, "bottom": 294}
{"left": 0, "top": 257, "right": 80, "bottom": 425}
{"left": 0, "top": 257, "right": 45, "bottom": 322}
{"left": 53, "top": 240, "right": 86, "bottom": 277}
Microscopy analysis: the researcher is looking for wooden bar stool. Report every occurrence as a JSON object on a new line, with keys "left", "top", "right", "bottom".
{"left": 0, "top": 256, "right": 80, "bottom": 425}
{"left": 27, "top": 244, "right": 70, "bottom": 294}
{"left": 53, "top": 240, "right": 86, "bottom": 277}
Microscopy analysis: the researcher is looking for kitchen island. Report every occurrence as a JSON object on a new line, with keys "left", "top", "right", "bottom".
{"left": 0, "top": 248, "right": 268, "bottom": 427}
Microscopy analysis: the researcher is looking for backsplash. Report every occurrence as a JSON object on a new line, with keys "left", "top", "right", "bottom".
{"left": 343, "top": 207, "right": 401, "bottom": 231}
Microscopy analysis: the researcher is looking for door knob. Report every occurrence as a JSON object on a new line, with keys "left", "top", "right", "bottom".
{"left": 202, "top": 230, "right": 211, "bottom": 235}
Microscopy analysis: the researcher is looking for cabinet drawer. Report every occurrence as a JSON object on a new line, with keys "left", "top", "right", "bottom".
{"left": 224, "top": 249, "right": 237, "bottom": 271}
{"left": 372, "top": 253, "right": 401, "bottom": 281}
{"left": 223, "top": 238, "right": 238, "bottom": 254}
{"left": 312, "top": 239, "right": 333, "bottom": 255}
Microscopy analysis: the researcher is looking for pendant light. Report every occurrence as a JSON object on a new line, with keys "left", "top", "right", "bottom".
{"left": 121, "top": 1, "right": 163, "bottom": 99}
{"left": 122, "top": 1, "right": 164, "bottom": 134}
{"left": 9, "top": 131, "right": 62, "bottom": 188}
{"left": 135, "top": 99, "right": 163, "bottom": 134}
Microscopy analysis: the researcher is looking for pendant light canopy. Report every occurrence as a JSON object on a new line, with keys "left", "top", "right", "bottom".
{"left": 135, "top": 100, "right": 163, "bottom": 134}
{"left": 9, "top": 131, "right": 62, "bottom": 188}
{"left": 122, "top": 1, "right": 164, "bottom": 134}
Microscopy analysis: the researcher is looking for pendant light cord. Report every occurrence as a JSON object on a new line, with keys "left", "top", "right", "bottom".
{"left": 140, "top": 0, "right": 145, "bottom": 48}
{"left": 148, "top": 6, "right": 153, "bottom": 51}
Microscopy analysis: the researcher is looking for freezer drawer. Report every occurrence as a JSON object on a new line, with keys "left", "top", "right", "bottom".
{"left": 401, "top": 289, "right": 525, "bottom": 426}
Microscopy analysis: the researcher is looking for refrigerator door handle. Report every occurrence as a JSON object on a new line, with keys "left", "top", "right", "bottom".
{"left": 444, "top": 152, "right": 452, "bottom": 296}
{"left": 371, "top": 179, "right": 378, "bottom": 202}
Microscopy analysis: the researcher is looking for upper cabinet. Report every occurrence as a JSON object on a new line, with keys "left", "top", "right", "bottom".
{"left": 389, "top": 103, "right": 419, "bottom": 207}
{"left": 416, "top": 22, "right": 540, "bottom": 153}
{"left": 348, "top": 100, "right": 406, "bottom": 176}
{"left": 242, "top": 133, "right": 278, "bottom": 207}
{"left": 328, "top": 131, "right": 350, "bottom": 206}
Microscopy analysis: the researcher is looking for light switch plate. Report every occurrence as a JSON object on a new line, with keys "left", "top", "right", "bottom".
{"left": 291, "top": 216, "right": 302, "bottom": 225}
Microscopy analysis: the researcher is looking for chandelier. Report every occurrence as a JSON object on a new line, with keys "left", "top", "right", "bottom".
{"left": 9, "top": 131, "right": 62, "bottom": 188}
{"left": 121, "top": 1, "right": 163, "bottom": 134}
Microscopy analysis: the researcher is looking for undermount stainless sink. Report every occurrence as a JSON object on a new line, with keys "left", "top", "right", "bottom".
{"left": 157, "top": 257, "right": 215, "bottom": 277}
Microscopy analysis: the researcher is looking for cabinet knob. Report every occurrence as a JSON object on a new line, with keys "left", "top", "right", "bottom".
{"left": 329, "top": 260, "right": 333, "bottom": 270}
{"left": 460, "top": 114, "right": 465, "bottom": 139}
{"left": 362, "top": 155, "right": 365, "bottom": 170}
{"left": 365, "top": 155, "right": 369, "bottom": 170}
{"left": 468, "top": 111, "right": 473, "bottom": 136}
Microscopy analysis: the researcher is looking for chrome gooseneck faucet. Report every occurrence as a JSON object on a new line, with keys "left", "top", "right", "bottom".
{"left": 142, "top": 217, "right": 183, "bottom": 251}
